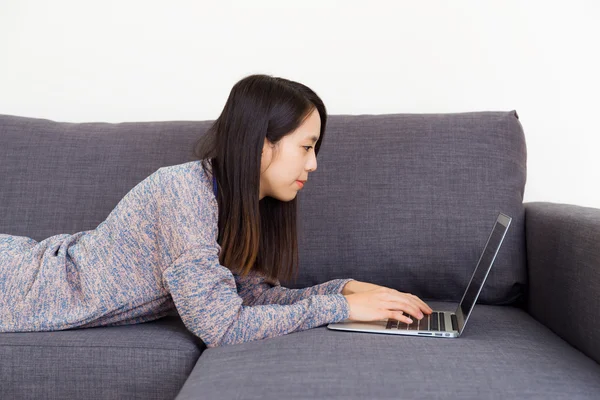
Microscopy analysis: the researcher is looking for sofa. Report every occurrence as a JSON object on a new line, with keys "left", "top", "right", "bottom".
{"left": 1, "top": 110, "right": 598, "bottom": 399}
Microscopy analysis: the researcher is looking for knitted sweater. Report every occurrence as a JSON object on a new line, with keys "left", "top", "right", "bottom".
{"left": 0, "top": 160, "right": 354, "bottom": 347}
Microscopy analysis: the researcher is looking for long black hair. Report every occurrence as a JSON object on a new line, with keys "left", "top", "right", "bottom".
{"left": 192, "top": 74, "right": 327, "bottom": 284}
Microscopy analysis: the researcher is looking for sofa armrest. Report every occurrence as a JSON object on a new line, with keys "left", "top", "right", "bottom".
{"left": 524, "top": 201, "right": 600, "bottom": 364}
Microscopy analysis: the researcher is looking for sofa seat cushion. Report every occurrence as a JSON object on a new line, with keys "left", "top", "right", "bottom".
{"left": 175, "top": 301, "right": 600, "bottom": 400}
{"left": 0, "top": 316, "right": 205, "bottom": 400}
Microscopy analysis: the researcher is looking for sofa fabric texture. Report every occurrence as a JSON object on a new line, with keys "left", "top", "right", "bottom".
{"left": 0, "top": 111, "right": 527, "bottom": 306}
{"left": 2, "top": 110, "right": 599, "bottom": 399}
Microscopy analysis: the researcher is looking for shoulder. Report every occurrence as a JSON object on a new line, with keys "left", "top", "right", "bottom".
{"left": 153, "top": 159, "right": 218, "bottom": 221}
{"left": 154, "top": 161, "right": 212, "bottom": 198}
{"left": 156, "top": 160, "right": 209, "bottom": 182}
{"left": 151, "top": 160, "right": 219, "bottom": 257}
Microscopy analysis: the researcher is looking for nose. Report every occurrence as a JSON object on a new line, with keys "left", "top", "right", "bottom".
{"left": 308, "top": 157, "right": 317, "bottom": 173}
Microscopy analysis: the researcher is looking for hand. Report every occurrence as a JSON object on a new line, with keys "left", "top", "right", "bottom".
{"left": 341, "top": 280, "right": 383, "bottom": 296}
{"left": 343, "top": 285, "right": 433, "bottom": 324}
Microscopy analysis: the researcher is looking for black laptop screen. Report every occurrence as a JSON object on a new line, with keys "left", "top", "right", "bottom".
{"left": 458, "top": 215, "right": 510, "bottom": 323}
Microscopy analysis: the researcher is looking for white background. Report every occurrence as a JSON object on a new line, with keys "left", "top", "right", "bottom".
{"left": 1, "top": 0, "right": 598, "bottom": 208}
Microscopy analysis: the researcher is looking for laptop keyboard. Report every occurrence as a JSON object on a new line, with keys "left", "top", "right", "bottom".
{"left": 385, "top": 311, "right": 457, "bottom": 331}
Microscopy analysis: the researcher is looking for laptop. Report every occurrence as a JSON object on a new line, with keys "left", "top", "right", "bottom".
{"left": 327, "top": 212, "right": 512, "bottom": 338}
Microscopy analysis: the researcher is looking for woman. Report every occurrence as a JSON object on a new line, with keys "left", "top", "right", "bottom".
{"left": 0, "top": 74, "right": 431, "bottom": 347}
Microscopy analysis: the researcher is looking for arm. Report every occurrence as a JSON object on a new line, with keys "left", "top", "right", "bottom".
{"left": 152, "top": 166, "right": 350, "bottom": 347}
{"left": 524, "top": 201, "right": 600, "bottom": 364}
{"left": 234, "top": 269, "right": 355, "bottom": 306}
{"left": 162, "top": 245, "right": 351, "bottom": 348}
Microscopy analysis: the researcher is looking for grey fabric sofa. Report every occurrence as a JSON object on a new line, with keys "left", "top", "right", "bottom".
{"left": 1, "top": 110, "right": 598, "bottom": 399}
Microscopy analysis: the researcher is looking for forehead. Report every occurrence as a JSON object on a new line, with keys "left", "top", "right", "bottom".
{"left": 306, "top": 134, "right": 319, "bottom": 143}
{"left": 290, "top": 131, "right": 318, "bottom": 142}
{"left": 292, "top": 109, "right": 321, "bottom": 141}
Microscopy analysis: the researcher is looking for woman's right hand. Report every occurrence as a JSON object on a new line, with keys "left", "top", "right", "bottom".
{"left": 344, "top": 287, "right": 432, "bottom": 323}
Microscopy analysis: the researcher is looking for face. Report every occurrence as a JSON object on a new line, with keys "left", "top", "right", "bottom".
{"left": 259, "top": 107, "right": 320, "bottom": 201}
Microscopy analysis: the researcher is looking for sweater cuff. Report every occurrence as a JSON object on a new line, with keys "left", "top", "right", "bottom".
{"left": 328, "top": 293, "right": 351, "bottom": 323}
{"left": 331, "top": 278, "right": 356, "bottom": 295}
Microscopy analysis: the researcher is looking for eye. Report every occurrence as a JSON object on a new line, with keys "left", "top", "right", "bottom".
{"left": 303, "top": 146, "right": 313, "bottom": 152}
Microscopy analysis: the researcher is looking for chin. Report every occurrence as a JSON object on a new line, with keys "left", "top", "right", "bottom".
{"left": 276, "top": 192, "right": 298, "bottom": 202}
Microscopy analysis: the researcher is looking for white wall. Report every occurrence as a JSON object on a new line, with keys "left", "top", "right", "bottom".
{"left": 1, "top": 0, "right": 598, "bottom": 208}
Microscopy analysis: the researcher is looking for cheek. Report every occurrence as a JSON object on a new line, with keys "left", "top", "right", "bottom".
{"left": 266, "top": 171, "right": 289, "bottom": 188}
{"left": 268, "top": 154, "right": 299, "bottom": 186}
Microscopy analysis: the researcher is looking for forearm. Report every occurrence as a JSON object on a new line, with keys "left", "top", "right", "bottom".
{"left": 163, "top": 249, "right": 352, "bottom": 348}
{"left": 252, "top": 278, "right": 356, "bottom": 306}
{"left": 216, "top": 294, "right": 350, "bottom": 347}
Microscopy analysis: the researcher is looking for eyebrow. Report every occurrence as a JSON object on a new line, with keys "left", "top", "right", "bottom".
{"left": 308, "top": 135, "right": 319, "bottom": 144}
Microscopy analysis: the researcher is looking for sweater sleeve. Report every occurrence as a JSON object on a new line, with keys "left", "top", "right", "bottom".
{"left": 161, "top": 245, "right": 351, "bottom": 348}
{"left": 234, "top": 270, "right": 355, "bottom": 306}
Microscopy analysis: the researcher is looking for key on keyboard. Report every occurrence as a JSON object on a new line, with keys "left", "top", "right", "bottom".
{"left": 430, "top": 312, "right": 439, "bottom": 331}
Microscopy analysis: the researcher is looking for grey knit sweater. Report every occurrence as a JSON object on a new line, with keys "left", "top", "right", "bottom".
{"left": 0, "top": 160, "right": 353, "bottom": 347}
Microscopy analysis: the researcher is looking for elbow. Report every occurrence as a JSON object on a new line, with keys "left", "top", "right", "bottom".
{"left": 194, "top": 306, "right": 245, "bottom": 349}
{"left": 205, "top": 317, "right": 242, "bottom": 348}
{"left": 193, "top": 323, "right": 233, "bottom": 349}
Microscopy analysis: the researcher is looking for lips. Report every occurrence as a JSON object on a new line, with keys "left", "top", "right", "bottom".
{"left": 296, "top": 180, "right": 305, "bottom": 188}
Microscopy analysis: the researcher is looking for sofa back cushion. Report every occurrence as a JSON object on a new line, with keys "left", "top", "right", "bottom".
{"left": 295, "top": 110, "right": 527, "bottom": 306}
{"left": 0, "top": 110, "right": 526, "bottom": 305}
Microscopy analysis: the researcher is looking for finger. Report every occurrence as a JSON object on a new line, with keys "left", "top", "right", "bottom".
{"left": 388, "top": 301, "right": 423, "bottom": 320}
{"left": 406, "top": 294, "right": 433, "bottom": 313}
{"left": 414, "top": 298, "right": 433, "bottom": 313}
{"left": 394, "top": 295, "right": 426, "bottom": 319}
{"left": 385, "top": 291, "right": 428, "bottom": 319}
{"left": 404, "top": 307, "right": 424, "bottom": 320}
{"left": 389, "top": 290, "right": 429, "bottom": 313}
{"left": 391, "top": 311, "right": 413, "bottom": 324}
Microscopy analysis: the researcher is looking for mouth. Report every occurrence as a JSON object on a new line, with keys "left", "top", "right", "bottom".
{"left": 296, "top": 180, "right": 305, "bottom": 188}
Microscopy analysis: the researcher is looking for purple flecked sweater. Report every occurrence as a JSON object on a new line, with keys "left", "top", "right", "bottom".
{"left": 0, "top": 160, "right": 354, "bottom": 347}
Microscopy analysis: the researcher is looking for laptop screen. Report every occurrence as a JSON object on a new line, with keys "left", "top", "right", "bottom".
{"left": 455, "top": 213, "right": 512, "bottom": 332}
